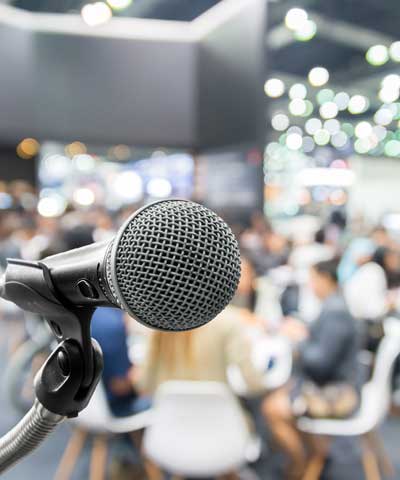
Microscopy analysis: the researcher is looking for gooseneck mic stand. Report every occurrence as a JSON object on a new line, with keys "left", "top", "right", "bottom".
{"left": 0, "top": 259, "right": 103, "bottom": 474}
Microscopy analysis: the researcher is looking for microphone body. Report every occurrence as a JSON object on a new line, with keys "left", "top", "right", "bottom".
{"left": 2, "top": 200, "right": 241, "bottom": 332}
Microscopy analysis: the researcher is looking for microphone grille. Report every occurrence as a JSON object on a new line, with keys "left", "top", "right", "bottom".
{"left": 109, "top": 200, "right": 241, "bottom": 331}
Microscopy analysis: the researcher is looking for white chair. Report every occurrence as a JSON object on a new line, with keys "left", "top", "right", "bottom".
{"left": 297, "top": 317, "right": 400, "bottom": 480}
{"left": 55, "top": 381, "right": 153, "bottom": 480}
{"left": 143, "top": 381, "right": 257, "bottom": 479}
{"left": 228, "top": 335, "right": 292, "bottom": 395}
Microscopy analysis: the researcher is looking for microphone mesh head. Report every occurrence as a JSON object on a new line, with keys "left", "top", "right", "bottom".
{"left": 108, "top": 200, "right": 241, "bottom": 331}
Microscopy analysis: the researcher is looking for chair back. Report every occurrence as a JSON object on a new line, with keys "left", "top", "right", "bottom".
{"left": 143, "top": 381, "right": 251, "bottom": 477}
{"left": 71, "top": 381, "right": 114, "bottom": 433}
{"left": 361, "top": 317, "right": 400, "bottom": 426}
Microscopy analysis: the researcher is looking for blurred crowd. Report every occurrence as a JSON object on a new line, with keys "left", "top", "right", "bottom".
{"left": 1, "top": 181, "right": 400, "bottom": 479}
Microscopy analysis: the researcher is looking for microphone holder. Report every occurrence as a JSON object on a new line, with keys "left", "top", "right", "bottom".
{"left": 0, "top": 259, "right": 103, "bottom": 474}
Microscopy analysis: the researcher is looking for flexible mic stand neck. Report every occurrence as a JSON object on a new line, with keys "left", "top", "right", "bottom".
{"left": 0, "top": 260, "right": 103, "bottom": 474}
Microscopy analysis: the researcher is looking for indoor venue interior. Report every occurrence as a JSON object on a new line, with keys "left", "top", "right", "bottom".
{"left": 0, "top": 0, "right": 400, "bottom": 479}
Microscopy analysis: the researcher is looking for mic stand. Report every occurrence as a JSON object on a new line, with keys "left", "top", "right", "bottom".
{"left": 0, "top": 260, "right": 103, "bottom": 474}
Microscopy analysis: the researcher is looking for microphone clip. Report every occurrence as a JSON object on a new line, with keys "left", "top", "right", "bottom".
{"left": 3, "top": 259, "right": 103, "bottom": 417}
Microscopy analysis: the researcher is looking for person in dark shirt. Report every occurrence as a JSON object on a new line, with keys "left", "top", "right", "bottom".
{"left": 262, "top": 258, "right": 360, "bottom": 478}
{"left": 91, "top": 307, "right": 149, "bottom": 417}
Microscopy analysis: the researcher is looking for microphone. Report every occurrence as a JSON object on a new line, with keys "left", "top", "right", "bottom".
{"left": 2, "top": 199, "right": 241, "bottom": 332}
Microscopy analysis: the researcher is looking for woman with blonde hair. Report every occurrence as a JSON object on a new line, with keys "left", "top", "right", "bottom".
{"left": 138, "top": 305, "right": 265, "bottom": 396}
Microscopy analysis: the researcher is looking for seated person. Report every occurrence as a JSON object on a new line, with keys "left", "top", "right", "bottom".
{"left": 91, "top": 307, "right": 149, "bottom": 417}
{"left": 263, "top": 258, "right": 360, "bottom": 478}
{"left": 137, "top": 305, "right": 265, "bottom": 397}
{"left": 345, "top": 246, "right": 400, "bottom": 351}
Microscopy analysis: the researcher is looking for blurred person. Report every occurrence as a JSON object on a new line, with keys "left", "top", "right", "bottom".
{"left": 243, "top": 229, "right": 290, "bottom": 276}
{"left": 13, "top": 215, "right": 49, "bottom": 261}
{"left": 241, "top": 210, "right": 271, "bottom": 251}
{"left": 371, "top": 225, "right": 392, "bottom": 249}
{"left": 337, "top": 237, "right": 376, "bottom": 284}
{"left": 91, "top": 207, "right": 116, "bottom": 242}
{"left": 289, "top": 228, "right": 335, "bottom": 273}
{"left": 345, "top": 246, "right": 400, "bottom": 351}
{"left": 263, "top": 258, "right": 360, "bottom": 478}
{"left": 138, "top": 306, "right": 265, "bottom": 399}
{"left": 231, "top": 255, "right": 257, "bottom": 313}
{"left": 91, "top": 308, "right": 149, "bottom": 417}
{"left": 282, "top": 228, "right": 335, "bottom": 323}
{"left": 0, "top": 211, "right": 21, "bottom": 270}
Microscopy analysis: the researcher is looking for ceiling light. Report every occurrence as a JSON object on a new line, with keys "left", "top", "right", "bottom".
{"left": 389, "top": 41, "right": 400, "bottom": 62}
{"left": 294, "top": 20, "right": 317, "bottom": 42}
{"left": 313, "top": 129, "right": 330, "bottom": 146}
{"left": 366, "top": 45, "right": 389, "bottom": 66}
{"left": 285, "top": 8, "right": 308, "bottom": 31}
{"left": 374, "top": 107, "right": 394, "bottom": 126}
{"left": 286, "top": 133, "right": 303, "bottom": 150}
{"left": 264, "top": 78, "right": 285, "bottom": 98}
{"left": 379, "top": 88, "right": 399, "bottom": 103}
{"left": 107, "top": 0, "right": 132, "bottom": 10}
{"left": 271, "top": 113, "right": 289, "bottom": 131}
{"left": 81, "top": 2, "right": 112, "bottom": 26}
{"left": 308, "top": 67, "right": 329, "bottom": 87}
{"left": 348, "top": 95, "right": 369, "bottom": 114}
{"left": 320, "top": 102, "right": 338, "bottom": 119}
{"left": 334, "top": 92, "right": 350, "bottom": 110}
{"left": 355, "top": 121, "right": 373, "bottom": 139}
{"left": 324, "top": 119, "right": 340, "bottom": 135}
{"left": 289, "top": 83, "right": 307, "bottom": 100}
{"left": 305, "top": 118, "right": 322, "bottom": 135}
{"left": 289, "top": 98, "right": 307, "bottom": 116}
{"left": 331, "top": 131, "right": 348, "bottom": 148}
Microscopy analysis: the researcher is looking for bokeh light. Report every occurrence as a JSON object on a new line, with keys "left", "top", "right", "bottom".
{"left": 389, "top": 41, "right": 400, "bottom": 62}
{"left": 365, "top": 44, "right": 389, "bottom": 66}
{"left": 147, "top": 178, "right": 173, "bottom": 198}
{"left": 316, "top": 89, "right": 335, "bottom": 105}
{"left": 289, "top": 83, "right": 307, "bottom": 100}
{"left": 73, "top": 187, "right": 96, "bottom": 206}
{"left": 308, "top": 67, "right": 329, "bottom": 87}
{"left": 264, "top": 78, "right": 285, "bottom": 98}
{"left": 334, "top": 92, "right": 350, "bottom": 111}
{"left": 271, "top": 113, "right": 290, "bottom": 131}
{"left": 16, "top": 138, "right": 40, "bottom": 159}
{"left": 107, "top": 0, "right": 132, "bottom": 10}
{"left": 355, "top": 121, "right": 373, "bottom": 139}
{"left": 81, "top": 2, "right": 112, "bottom": 26}
{"left": 37, "top": 193, "right": 67, "bottom": 218}
{"left": 294, "top": 20, "right": 317, "bottom": 42}
{"left": 314, "top": 129, "right": 330, "bottom": 146}
{"left": 319, "top": 102, "right": 338, "bottom": 119}
{"left": 286, "top": 133, "right": 303, "bottom": 150}
{"left": 348, "top": 95, "right": 369, "bottom": 114}
{"left": 305, "top": 118, "right": 322, "bottom": 135}
{"left": 285, "top": 8, "right": 308, "bottom": 30}
{"left": 289, "top": 98, "right": 307, "bottom": 116}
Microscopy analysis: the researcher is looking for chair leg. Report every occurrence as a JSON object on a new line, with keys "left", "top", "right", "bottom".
{"left": 54, "top": 429, "right": 88, "bottom": 480}
{"left": 302, "top": 436, "right": 329, "bottom": 480}
{"left": 89, "top": 435, "right": 108, "bottom": 480}
{"left": 365, "top": 431, "right": 395, "bottom": 477}
{"left": 302, "top": 455, "right": 326, "bottom": 480}
{"left": 143, "top": 458, "right": 164, "bottom": 480}
{"left": 217, "top": 473, "right": 240, "bottom": 480}
{"left": 361, "top": 436, "right": 381, "bottom": 480}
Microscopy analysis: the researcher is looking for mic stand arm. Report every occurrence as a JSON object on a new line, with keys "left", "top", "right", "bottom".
{"left": 0, "top": 260, "right": 104, "bottom": 474}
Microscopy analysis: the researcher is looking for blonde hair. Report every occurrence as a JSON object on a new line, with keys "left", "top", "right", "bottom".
{"left": 145, "top": 330, "right": 198, "bottom": 379}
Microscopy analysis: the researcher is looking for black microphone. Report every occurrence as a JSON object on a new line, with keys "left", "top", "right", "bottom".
{"left": 2, "top": 199, "right": 241, "bottom": 332}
